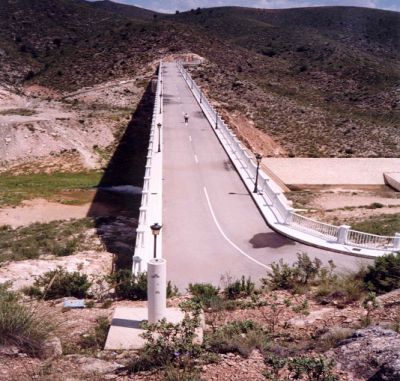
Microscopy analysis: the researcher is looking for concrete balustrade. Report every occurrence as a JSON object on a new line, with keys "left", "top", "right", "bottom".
{"left": 178, "top": 61, "right": 399, "bottom": 257}
{"left": 394, "top": 233, "right": 400, "bottom": 250}
{"left": 132, "top": 61, "right": 164, "bottom": 273}
{"left": 337, "top": 225, "right": 351, "bottom": 244}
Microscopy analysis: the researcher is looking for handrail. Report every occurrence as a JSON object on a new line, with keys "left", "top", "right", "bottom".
{"left": 177, "top": 61, "right": 400, "bottom": 255}
{"left": 132, "top": 61, "right": 164, "bottom": 274}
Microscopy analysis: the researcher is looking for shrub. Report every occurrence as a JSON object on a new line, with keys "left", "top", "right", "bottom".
{"left": 287, "top": 356, "right": 338, "bottom": 381}
{"left": 188, "top": 283, "right": 220, "bottom": 308}
{"left": 315, "top": 327, "right": 354, "bottom": 351}
{"left": 53, "top": 239, "right": 78, "bottom": 257}
{"left": 167, "top": 281, "right": 180, "bottom": 298}
{"left": 21, "top": 285, "right": 42, "bottom": 299}
{"left": 314, "top": 271, "right": 366, "bottom": 305}
{"left": 264, "top": 355, "right": 339, "bottom": 381}
{"left": 363, "top": 252, "right": 400, "bottom": 294}
{"left": 264, "top": 253, "right": 324, "bottom": 292}
{"left": 0, "top": 284, "right": 52, "bottom": 356}
{"left": 366, "top": 202, "right": 384, "bottom": 209}
{"left": 163, "top": 365, "right": 203, "bottom": 381}
{"left": 205, "top": 320, "right": 268, "bottom": 358}
{"left": 127, "top": 302, "right": 203, "bottom": 374}
{"left": 109, "top": 269, "right": 147, "bottom": 300}
{"left": 34, "top": 268, "right": 92, "bottom": 300}
{"left": 80, "top": 316, "right": 110, "bottom": 351}
{"left": 224, "top": 276, "right": 255, "bottom": 300}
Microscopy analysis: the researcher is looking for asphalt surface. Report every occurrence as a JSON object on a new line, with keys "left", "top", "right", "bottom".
{"left": 162, "top": 62, "right": 370, "bottom": 290}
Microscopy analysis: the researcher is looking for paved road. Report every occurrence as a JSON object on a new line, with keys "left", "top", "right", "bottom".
{"left": 162, "top": 62, "right": 370, "bottom": 291}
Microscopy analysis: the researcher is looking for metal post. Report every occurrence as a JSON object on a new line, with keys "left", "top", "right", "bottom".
{"left": 253, "top": 162, "right": 260, "bottom": 193}
{"left": 200, "top": 92, "right": 202, "bottom": 104}
{"left": 253, "top": 154, "right": 262, "bottom": 193}
{"left": 157, "top": 123, "right": 161, "bottom": 153}
{"left": 215, "top": 113, "right": 218, "bottom": 129}
{"left": 159, "top": 93, "right": 162, "bottom": 114}
{"left": 153, "top": 234, "right": 157, "bottom": 259}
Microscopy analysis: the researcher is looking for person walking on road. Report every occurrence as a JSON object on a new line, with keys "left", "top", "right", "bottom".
{"left": 184, "top": 112, "right": 189, "bottom": 125}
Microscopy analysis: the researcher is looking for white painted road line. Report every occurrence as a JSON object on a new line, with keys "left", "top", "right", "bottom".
{"left": 194, "top": 154, "right": 199, "bottom": 163}
{"left": 189, "top": 136, "right": 192, "bottom": 142}
{"left": 203, "top": 187, "right": 272, "bottom": 270}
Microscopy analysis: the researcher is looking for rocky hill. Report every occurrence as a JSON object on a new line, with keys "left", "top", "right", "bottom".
{"left": 170, "top": 6, "right": 400, "bottom": 157}
{"left": 0, "top": 0, "right": 399, "bottom": 157}
{"left": 91, "top": 0, "right": 162, "bottom": 19}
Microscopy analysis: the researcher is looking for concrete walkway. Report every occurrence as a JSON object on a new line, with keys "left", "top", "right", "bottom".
{"left": 162, "top": 63, "right": 369, "bottom": 291}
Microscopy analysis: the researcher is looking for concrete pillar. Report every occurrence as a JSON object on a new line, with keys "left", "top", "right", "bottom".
{"left": 139, "top": 206, "right": 147, "bottom": 225}
{"left": 147, "top": 258, "right": 167, "bottom": 323}
{"left": 337, "top": 225, "right": 350, "bottom": 244}
{"left": 145, "top": 164, "right": 151, "bottom": 177}
{"left": 394, "top": 233, "right": 400, "bottom": 250}
{"left": 285, "top": 208, "right": 294, "bottom": 225}
{"left": 141, "top": 190, "right": 149, "bottom": 207}
{"left": 143, "top": 177, "right": 150, "bottom": 191}
{"left": 135, "top": 226, "right": 146, "bottom": 248}
{"left": 132, "top": 255, "right": 142, "bottom": 275}
{"left": 272, "top": 192, "right": 281, "bottom": 206}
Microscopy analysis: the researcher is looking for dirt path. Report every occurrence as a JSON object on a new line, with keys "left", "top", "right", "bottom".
{"left": 0, "top": 250, "right": 113, "bottom": 291}
{"left": 0, "top": 198, "right": 104, "bottom": 228}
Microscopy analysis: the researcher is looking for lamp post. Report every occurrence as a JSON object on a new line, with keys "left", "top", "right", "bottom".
{"left": 157, "top": 123, "right": 161, "bottom": 153}
{"left": 215, "top": 113, "right": 218, "bottom": 129}
{"left": 150, "top": 223, "right": 162, "bottom": 259}
{"left": 253, "top": 153, "right": 262, "bottom": 193}
{"left": 159, "top": 93, "right": 162, "bottom": 114}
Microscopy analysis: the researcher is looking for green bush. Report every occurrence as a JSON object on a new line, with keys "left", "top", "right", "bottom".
{"left": 80, "top": 316, "right": 110, "bottom": 351}
{"left": 109, "top": 269, "right": 147, "bottom": 300}
{"left": 366, "top": 202, "right": 384, "bottom": 209}
{"left": 163, "top": 365, "right": 203, "bottom": 381}
{"left": 264, "top": 355, "right": 338, "bottom": 381}
{"left": 0, "top": 284, "right": 52, "bottom": 356}
{"left": 287, "top": 356, "right": 338, "bottom": 381}
{"left": 167, "top": 281, "right": 180, "bottom": 298}
{"left": 34, "top": 268, "right": 92, "bottom": 300}
{"left": 314, "top": 271, "right": 366, "bottom": 305}
{"left": 224, "top": 276, "right": 255, "bottom": 300}
{"left": 53, "top": 239, "right": 78, "bottom": 257}
{"left": 205, "top": 320, "right": 268, "bottom": 358}
{"left": 264, "top": 253, "right": 324, "bottom": 292}
{"left": 188, "top": 283, "right": 220, "bottom": 308}
{"left": 363, "top": 252, "right": 400, "bottom": 294}
{"left": 127, "top": 302, "right": 203, "bottom": 374}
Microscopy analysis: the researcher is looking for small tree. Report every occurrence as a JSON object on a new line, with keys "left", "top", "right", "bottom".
{"left": 364, "top": 252, "right": 400, "bottom": 294}
{"left": 34, "top": 268, "right": 91, "bottom": 300}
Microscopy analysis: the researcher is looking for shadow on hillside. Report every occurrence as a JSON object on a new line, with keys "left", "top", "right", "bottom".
{"left": 86, "top": 80, "right": 155, "bottom": 272}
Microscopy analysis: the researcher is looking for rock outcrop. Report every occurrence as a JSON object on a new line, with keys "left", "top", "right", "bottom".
{"left": 329, "top": 326, "right": 400, "bottom": 381}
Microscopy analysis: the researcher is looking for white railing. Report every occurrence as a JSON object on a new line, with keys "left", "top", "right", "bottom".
{"left": 347, "top": 230, "right": 397, "bottom": 250}
{"left": 290, "top": 213, "right": 339, "bottom": 241}
{"left": 132, "top": 61, "right": 164, "bottom": 274}
{"left": 178, "top": 61, "right": 400, "bottom": 255}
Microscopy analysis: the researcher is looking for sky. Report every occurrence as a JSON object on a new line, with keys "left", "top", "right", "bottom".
{"left": 95, "top": 0, "right": 400, "bottom": 13}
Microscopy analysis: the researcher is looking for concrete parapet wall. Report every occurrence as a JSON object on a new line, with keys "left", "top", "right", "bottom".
{"left": 384, "top": 172, "right": 400, "bottom": 192}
